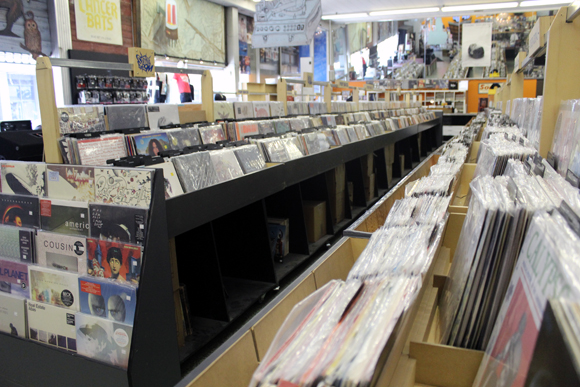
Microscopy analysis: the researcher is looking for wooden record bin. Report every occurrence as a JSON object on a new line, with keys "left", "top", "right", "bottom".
{"left": 30, "top": 57, "right": 444, "bottom": 387}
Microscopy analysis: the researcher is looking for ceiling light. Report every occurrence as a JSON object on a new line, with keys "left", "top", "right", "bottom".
{"left": 370, "top": 7, "right": 440, "bottom": 16}
{"left": 442, "top": 2, "right": 518, "bottom": 11}
{"left": 519, "top": 0, "right": 571, "bottom": 6}
{"left": 321, "top": 13, "right": 368, "bottom": 20}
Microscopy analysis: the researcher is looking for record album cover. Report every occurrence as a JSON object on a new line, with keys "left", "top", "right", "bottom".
{"left": 0, "top": 292, "right": 26, "bottom": 338}
{"left": 0, "top": 225, "right": 35, "bottom": 264}
{"left": 274, "top": 120, "right": 290, "bottom": 134}
{"left": 89, "top": 204, "right": 148, "bottom": 246}
{"left": 27, "top": 300, "right": 77, "bottom": 351}
{"left": 79, "top": 276, "right": 137, "bottom": 324}
{"left": 36, "top": 231, "right": 87, "bottom": 274}
{"left": 105, "top": 105, "right": 148, "bottom": 130}
{"left": 234, "top": 102, "right": 254, "bottom": 120}
{"left": 76, "top": 135, "right": 127, "bottom": 166}
{"left": 172, "top": 152, "right": 218, "bottom": 193}
{"left": 253, "top": 102, "right": 271, "bottom": 118}
{"left": 76, "top": 313, "right": 133, "bottom": 369}
{"left": 1, "top": 161, "right": 46, "bottom": 197}
{"left": 46, "top": 165, "right": 95, "bottom": 202}
{"left": 234, "top": 145, "right": 267, "bottom": 174}
{"left": 235, "top": 122, "right": 260, "bottom": 140}
{"left": 210, "top": 150, "right": 244, "bottom": 183}
{"left": 94, "top": 167, "right": 153, "bottom": 208}
{"left": 269, "top": 102, "right": 284, "bottom": 118}
{"left": 214, "top": 102, "right": 235, "bottom": 121}
{"left": 29, "top": 266, "right": 79, "bottom": 310}
{"left": 131, "top": 132, "right": 171, "bottom": 157}
{"left": 146, "top": 161, "right": 183, "bottom": 199}
{"left": 57, "top": 105, "right": 106, "bottom": 135}
{"left": 166, "top": 128, "right": 201, "bottom": 149}
{"left": 40, "top": 199, "right": 89, "bottom": 237}
{"left": 0, "top": 258, "right": 30, "bottom": 298}
{"left": 199, "top": 125, "right": 226, "bottom": 144}
{"left": 146, "top": 104, "right": 180, "bottom": 130}
{"left": 0, "top": 193, "right": 40, "bottom": 228}
{"left": 86, "top": 239, "right": 142, "bottom": 284}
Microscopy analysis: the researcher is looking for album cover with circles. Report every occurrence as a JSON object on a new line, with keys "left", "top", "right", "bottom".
{"left": 76, "top": 313, "right": 133, "bottom": 369}
{"left": 0, "top": 258, "right": 30, "bottom": 298}
{"left": 29, "top": 266, "right": 80, "bottom": 311}
{"left": 27, "top": 300, "right": 77, "bottom": 352}
{"left": 89, "top": 204, "right": 148, "bottom": 246}
{"left": 1, "top": 161, "right": 46, "bottom": 197}
{"left": 46, "top": 164, "right": 95, "bottom": 202}
{"left": 0, "top": 193, "right": 40, "bottom": 228}
{"left": 86, "top": 239, "right": 142, "bottom": 285}
{"left": 0, "top": 292, "right": 26, "bottom": 338}
{"left": 36, "top": 231, "right": 88, "bottom": 274}
{"left": 79, "top": 276, "right": 137, "bottom": 325}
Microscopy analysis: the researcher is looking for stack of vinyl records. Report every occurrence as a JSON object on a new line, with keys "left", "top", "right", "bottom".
{"left": 473, "top": 135, "right": 537, "bottom": 179}
{"left": 550, "top": 99, "right": 580, "bottom": 177}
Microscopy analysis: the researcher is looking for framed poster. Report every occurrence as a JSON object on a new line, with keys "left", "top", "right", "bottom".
{"left": 74, "top": 0, "right": 123, "bottom": 45}
{"left": 0, "top": 0, "right": 52, "bottom": 59}
{"left": 462, "top": 22, "right": 492, "bottom": 67}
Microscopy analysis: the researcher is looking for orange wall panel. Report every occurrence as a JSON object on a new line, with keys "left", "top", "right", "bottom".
{"left": 466, "top": 79, "right": 537, "bottom": 113}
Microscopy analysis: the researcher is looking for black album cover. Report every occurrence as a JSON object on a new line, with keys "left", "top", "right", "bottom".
{"left": 89, "top": 204, "right": 148, "bottom": 246}
{"left": 0, "top": 193, "right": 40, "bottom": 228}
{"left": 40, "top": 199, "right": 89, "bottom": 237}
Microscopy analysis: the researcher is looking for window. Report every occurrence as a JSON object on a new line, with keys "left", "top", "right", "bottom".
{"left": 0, "top": 54, "right": 41, "bottom": 128}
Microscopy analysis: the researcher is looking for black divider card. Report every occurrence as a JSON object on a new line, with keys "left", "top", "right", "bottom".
{"left": 0, "top": 193, "right": 40, "bottom": 228}
{"left": 89, "top": 204, "right": 148, "bottom": 246}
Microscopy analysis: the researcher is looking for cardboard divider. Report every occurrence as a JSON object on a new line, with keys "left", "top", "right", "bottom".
{"left": 312, "top": 237, "right": 368, "bottom": 288}
{"left": 450, "top": 163, "right": 476, "bottom": 207}
{"left": 468, "top": 141, "right": 480, "bottom": 163}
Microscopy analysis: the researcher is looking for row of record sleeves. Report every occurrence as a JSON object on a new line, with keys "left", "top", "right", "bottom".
{"left": 56, "top": 101, "right": 425, "bottom": 136}
{"left": 0, "top": 162, "right": 159, "bottom": 370}
{"left": 249, "top": 126, "right": 477, "bottom": 386}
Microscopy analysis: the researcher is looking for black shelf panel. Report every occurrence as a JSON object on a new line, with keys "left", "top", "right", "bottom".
{"left": 308, "top": 234, "right": 335, "bottom": 255}
{"left": 178, "top": 317, "right": 228, "bottom": 364}
{"left": 223, "top": 277, "right": 276, "bottom": 321}
{"left": 274, "top": 253, "right": 311, "bottom": 282}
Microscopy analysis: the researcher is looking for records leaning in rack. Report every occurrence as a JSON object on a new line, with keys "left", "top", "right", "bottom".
{"left": 94, "top": 167, "right": 153, "bottom": 208}
{"left": 172, "top": 151, "right": 219, "bottom": 193}
{"left": 105, "top": 105, "right": 148, "bottom": 131}
{"left": 27, "top": 300, "right": 77, "bottom": 351}
{"left": 127, "top": 132, "right": 172, "bottom": 156}
{"left": 36, "top": 231, "right": 88, "bottom": 274}
{"left": 39, "top": 199, "right": 89, "bottom": 237}
{"left": 146, "top": 104, "right": 180, "bottom": 131}
{"left": 57, "top": 105, "right": 106, "bottom": 135}
{"left": 46, "top": 164, "right": 94, "bottom": 202}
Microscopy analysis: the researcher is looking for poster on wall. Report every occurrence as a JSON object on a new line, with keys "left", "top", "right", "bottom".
{"left": 239, "top": 15, "right": 252, "bottom": 75}
{"left": 313, "top": 29, "right": 326, "bottom": 82}
{"left": 74, "top": 0, "right": 123, "bottom": 45}
{"left": 348, "top": 23, "right": 367, "bottom": 54}
{"left": 140, "top": 0, "right": 225, "bottom": 63}
{"left": 332, "top": 27, "right": 345, "bottom": 56}
{"left": 462, "top": 22, "right": 492, "bottom": 67}
{"left": 252, "top": 0, "right": 321, "bottom": 48}
{"left": 0, "top": 0, "right": 52, "bottom": 59}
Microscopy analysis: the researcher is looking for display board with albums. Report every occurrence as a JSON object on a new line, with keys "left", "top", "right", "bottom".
{"left": 247, "top": 107, "right": 580, "bottom": 386}
{"left": 0, "top": 160, "right": 155, "bottom": 370}
{"left": 54, "top": 101, "right": 437, "bottom": 199}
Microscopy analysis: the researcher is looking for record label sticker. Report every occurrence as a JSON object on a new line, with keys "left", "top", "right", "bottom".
{"left": 61, "top": 289, "right": 74, "bottom": 307}
{"left": 48, "top": 171, "right": 60, "bottom": 182}
{"left": 114, "top": 328, "right": 129, "bottom": 347}
{"left": 80, "top": 280, "right": 101, "bottom": 295}
{"left": 66, "top": 313, "right": 75, "bottom": 326}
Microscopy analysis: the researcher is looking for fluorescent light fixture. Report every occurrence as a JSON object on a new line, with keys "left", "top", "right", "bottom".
{"left": 442, "top": 2, "right": 518, "bottom": 11}
{"left": 370, "top": 7, "right": 440, "bottom": 16}
{"left": 520, "top": 0, "right": 570, "bottom": 6}
{"left": 321, "top": 13, "right": 368, "bottom": 20}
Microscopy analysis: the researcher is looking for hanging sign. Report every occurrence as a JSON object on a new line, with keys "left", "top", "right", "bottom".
{"left": 128, "top": 47, "right": 155, "bottom": 78}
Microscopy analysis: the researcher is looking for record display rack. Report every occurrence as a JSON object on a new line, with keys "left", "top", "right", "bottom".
{"left": 0, "top": 168, "right": 182, "bottom": 387}
{"left": 32, "top": 56, "right": 442, "bottom": 386}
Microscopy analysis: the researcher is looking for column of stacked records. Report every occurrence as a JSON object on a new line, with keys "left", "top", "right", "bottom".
{"left": 247, "top": 105, "right": 580, "bottom": 386}
{"left": 0, "top": 159, "right": 154, "bottom": 369}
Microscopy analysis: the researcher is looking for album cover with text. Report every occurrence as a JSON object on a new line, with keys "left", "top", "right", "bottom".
{"left": 28, "top": 300, "right": 77, "bottom": 351}
{"left": 36, "top": 231, "right": 88, "bottom": 274}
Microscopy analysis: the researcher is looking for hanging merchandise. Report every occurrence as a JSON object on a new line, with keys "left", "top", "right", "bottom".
{"left": 252, "top": 0, "right": 322, "bottom": 48}
{"left": 462, "top": 22, "right": 492, "bottom": 67}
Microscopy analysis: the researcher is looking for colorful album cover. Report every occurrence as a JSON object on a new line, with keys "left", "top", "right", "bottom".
{"left": 131, "top": 132, "right": 171, "bottom": 157}
{"left": 214, "top": 102, "right": 235, "bottom": 121}
{"left": 46, "top": 165, "right": 94, "bottom": 202}
{"left": 0, "top": 258, "right": 30, "bottom": 298}
{"left": 36, "top": 231, "right": 87, "bottom": 274}
{"left": 1, "top": 161, "right": 46, "bottom": 197}
{"left": 57, "top": 105, "right": 106, "bottom": 135}
{"left": 166, "top": 128, "right": 201, "bottom": 150}
{"left": 253, "top": 102, "right": 271, "bottom": 118}
{"left": 86, "top": 239, "right": 142, "bottom": 284}
{"left": 94, "top": 167, "right": 153, "bottom": 208}
{"left": 233, "top": 102, "right": 254, "bottom": 120}
{"left": 235, "top": 122, "right": 260, "bottom": 140}
{"left": 105, "top": 105, "right": 148, "bottom": 131}
{"left": 269, "top": 102, "right": 284, "bottom": 118}
{"left": 0, "top": 225, "right": 35, "bottom": 264}
{"left": 199, "top": 125, "right": 226, "bottom": 144}
{"left": 89, "top": 204, "right": 148, "bottom": 246}
{"left": 146, "top": 104, "right": 180, "bottom": 131}
{"left": 0, "top": 292, "right": 26, "bottom": 338}
{"left": 210, "top": 150, "right": 244, "bottom": 183}
{"left": 40, "top": 199, "right": 89, "bottom": 237}
{"left": 0, "top": 193, "right": 40, "bottom": 228}
{"left": 79, "top": 276, "right": 137, "bottom": 324}
{"left": 29, "top": 266, "right": 80, "bottom": 311}
{"left": 76, "top": 313, "right": 133, "bottom": 369}
{"left": 27, "top": 300, "right": 77, "bottom": 351}
{"left": 145, "top": 162, "right": 183, "bottom": 199}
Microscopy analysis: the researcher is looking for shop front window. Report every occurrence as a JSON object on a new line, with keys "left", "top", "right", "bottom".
{"left": 0, "top": 56, "right": 41, "bottom": 128}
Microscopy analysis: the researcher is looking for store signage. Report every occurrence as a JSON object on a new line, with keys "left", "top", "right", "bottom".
{"left": 335, "top": 80, "right": 350, "bottom": 88}
{"left": 364, "top": 84, "right": 374, "bottom": 91}
{"left": 128, "top": 48, "right": 155, "bottom": 78}
{"left": 478, "top": 83, "right": 494, "bottom": 94}
{"left": 74, "top": 0, "right": 123, "bottom": 45}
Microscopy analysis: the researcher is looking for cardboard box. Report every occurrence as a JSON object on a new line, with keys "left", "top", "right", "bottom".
{"left": 361, "top": 153, "right": 374, "bottom": 176}
{"left": 303, "top": 201, "right": 327, "bottom": 243}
